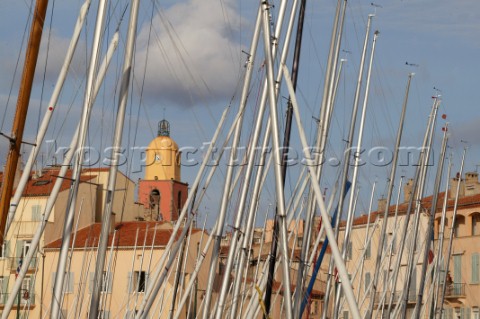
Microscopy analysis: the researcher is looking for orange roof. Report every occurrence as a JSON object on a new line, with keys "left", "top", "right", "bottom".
{"left": 0, "top": 168, "right": 97, "bottom": 197}
{"left": 345, "top": 190, "right": 480, "bottom": 227}
{"left": 44, "top": 221, "right": 202, "bottom": 249}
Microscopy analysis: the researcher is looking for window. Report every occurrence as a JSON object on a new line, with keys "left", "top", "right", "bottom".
{"left": 51, "top": 272, "right": 74, "bottom": 293}
{"left": 365, "top": 272, "right": 371, "bottom": 292}
{"left": 21, "top": 276, "right": 34, "bottom": 304}
{"left": 454, "top": 255, "right": 462, "bottom": 295}
{"left": 454, "top": 216, "right": 465, "bottom": 238}
{"left": 89, "top": 272, "right": 112, "bottom": 294}
{"left": 297, "top": 237, "right": 303, "bottom": 248}
{"left": 472, "top": 307, "right": 479, "bottom": 319}
{"left": 343, "top": 310, "right": 349, "bottom": 319}
{"left": 472, "top": 253, "right": 479, "bottom": 284}
{"left": 472, "top": 214, "right": 480, "bottom": 236}
{"left": 128, "top": 271, "right": 147, "bottom": 293}
{"left": 310, "top": 300, "right": 319, "bottom": 315}
{"left": 16, "top": 240, "right": 34, "bottom": 269}
{"left": 365, "top": 242, "right": 371, "bottom": 259}
{"left": 177, "top": 191, "right": 182, "bottom": 213}
{"left": 0, "top": 241, "right": 8, "bottom": 258}
{"left": 31, "top": 205, "right": 42, "bottom": 222}
{"left": 149, "top": 189, "right": 160, "bottom": 209}
{"left": 0, "top": 276, "right": 8, "bottom": 304}
{"left": 346, "top": 241, "right": 352, "bottom": 260}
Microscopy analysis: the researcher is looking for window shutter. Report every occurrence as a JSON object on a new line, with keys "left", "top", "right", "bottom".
{"left": 2, "top": 276, "right": 9, "bottom": 304}
{"left": 89, "top": 272, "right": 94, "bottom": 293}
{"left": 30, "top": 276, "right": 35, "bottom": 304}
{"left": 107, "top": 272, "right": 113, "bottom": 293}
{"left": 472, "top": 254, "right": 479, "bottom": 283}
{"left": 68, "top": 272, "right": 74, "bottom": 293}
{"left": 365, "top": 272, "right": 371, "bottom": 292}
{"left": 454, "top": 255, "right": 462, "bottom": 283}
{"left": 145, "top": 272, "right": 150, "bottom": 292}
{"left": 16, "top": 240, "right": 24, "bottom": 259}
{"left": 127, "top": 272, "right": 132, "bottom": 293}
{"left": 4, "top": 240, "right": 10, "bottom": 258}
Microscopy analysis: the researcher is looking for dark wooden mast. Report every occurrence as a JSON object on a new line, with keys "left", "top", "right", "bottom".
{"left": 0, "top": 0, "right": 49, "bottom": 244}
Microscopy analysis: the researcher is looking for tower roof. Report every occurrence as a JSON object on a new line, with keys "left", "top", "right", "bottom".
{"left": 158, "top": 119, "right": 170, "bottom": 137}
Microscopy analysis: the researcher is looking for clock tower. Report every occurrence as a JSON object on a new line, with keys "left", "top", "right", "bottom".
{"left": 138, "top": 119, "right": 188, "bottom": 221}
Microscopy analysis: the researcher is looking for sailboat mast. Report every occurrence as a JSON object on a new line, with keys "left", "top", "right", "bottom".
{"left": 51, "top": 0, "right": 108, "bottom": 316}
{"left": 437, "top": 148, "right": 466, "bottom": 317}
{"left": 4, "top": 0, "right": 91, "bottom": 231}
{"left": 88, "top": 0, "right": 140, "bottom": 317}
{"left": 398, "top": 97, "right": 440, "bottom": 318}
{"left": 431, "top": 156, "right": 452, "bottom": 315}
{"left": 333, "top": 29, "right": 380, "bottom": 318}
{"left": 0, "top": 0, "right": 49, "bottom": 245}
{"left": 322, "top": 14, "right": 374, "bottom": 318}
{"left": 366, "top": 72, "right": 413, "bottom": 317}
{"left": 414, "top": 123, "right": 448, "bottom": 318}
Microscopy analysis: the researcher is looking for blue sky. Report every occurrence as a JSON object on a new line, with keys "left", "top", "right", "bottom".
{"left": 0, "top": 0, "right": 479, "bottom": 228}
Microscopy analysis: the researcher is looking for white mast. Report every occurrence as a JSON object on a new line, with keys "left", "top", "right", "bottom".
{"left": 50, "top": 0, "right": 108, "bottom": 316}
{"left": 5, "top": 0, "right": 91, "bottom": 230}
{"left": 282, "top": 63, "right": 361, "bottom": 318}
{"left": 1, "top": 25, "right": 119, "bottom": 319}
{"left": 322, "top": 15, "right": 374, "bottom": 318}
{"left": 366, "top": 72, "right": 414, "bottom": 317}
{"left": 437, "top": 148, "right": 466, "bottom": 317}
{"left": 215, "top": 0, "right": 300, "bottom": 316}
{"left": 333, "top": 29, "right": 380, "bottom": 318}
{"left": 414, "top": 123, "right": 449, "bottom": 318}
{"left": 88, "top": 0, "right": 140, "bottom": 316}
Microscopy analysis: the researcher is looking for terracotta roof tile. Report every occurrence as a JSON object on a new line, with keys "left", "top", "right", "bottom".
{"left": 44, "top": 221, "right": 201, "bottom": 249}
{"left": 0, "top": 168, "right": 97, "bottom": 197}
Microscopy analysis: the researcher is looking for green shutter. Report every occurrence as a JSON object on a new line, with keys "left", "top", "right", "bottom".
{"left": 127, "top": 272, "right": 132, "bottom": 293}
{"left": 145, "top": 272, "right": 150, "bottom": 292}
{"left": 454, "top": 255, "right": 462, "bottom": 283}
{"left": 365, "top": 272, "right": 371, "bottom": 292}
{"left": 1, "top": 276, "right": 9, "bottom": 304}
{"left": 107, "top": 272, "right": 113, "bottom": 293}
{"left": 472, "top": 254, "right": 479, "bottom": 283}
{"left": 15, "top": 240, "right": 24, "bottom": 259}
{"left": 29, "top": 276, "right": 35, "bottom": 304}
{"left": 89, "top": 272, "right": 94, "bottom": 293}
{"left": 67, "top": 272, "right": 74, "bottom": 293}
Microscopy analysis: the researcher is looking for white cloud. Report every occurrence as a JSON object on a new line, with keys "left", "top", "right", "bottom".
{"left": 133, "top": 0, "right": 246, "bottom": 107}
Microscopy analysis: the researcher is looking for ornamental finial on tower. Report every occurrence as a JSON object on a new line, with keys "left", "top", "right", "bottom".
{"left": 158, "top": 119, "right": 170, "bottom": 137}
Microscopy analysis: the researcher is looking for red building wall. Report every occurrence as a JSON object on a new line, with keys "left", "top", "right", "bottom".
{"left": 138, "top": 180, "right": 188, "bottom": 221}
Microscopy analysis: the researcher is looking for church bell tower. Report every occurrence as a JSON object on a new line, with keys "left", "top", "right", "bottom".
{"left": 137, "top": 119, "right": 188, "bottom": 221}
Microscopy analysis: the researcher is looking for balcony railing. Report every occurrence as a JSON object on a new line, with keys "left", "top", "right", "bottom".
{"left": 9, "top": 257, "right": 37, "bottom": 271}
{"left": 0, "top": 290, "right": 35, "bottom": 306}
{"left": 444, "top": 283, "right": 466, "bottom": 298}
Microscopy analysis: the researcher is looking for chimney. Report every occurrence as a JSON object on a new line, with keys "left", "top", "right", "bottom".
{"left": 404, "top": 178, "right": 414, "bottom": 202}
{"left": 377, "top": 197, "right": 387, "bottom": 212}
{"left": 449, "top": 172, "right": 465, "bottom": 199}
{"left": 464, "top": 172, "right": 480, "bottom": 196}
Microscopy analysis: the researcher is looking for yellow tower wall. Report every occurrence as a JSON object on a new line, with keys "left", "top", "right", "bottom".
{"left": 145, "top": 136, "right": 181, "bottom": 181}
